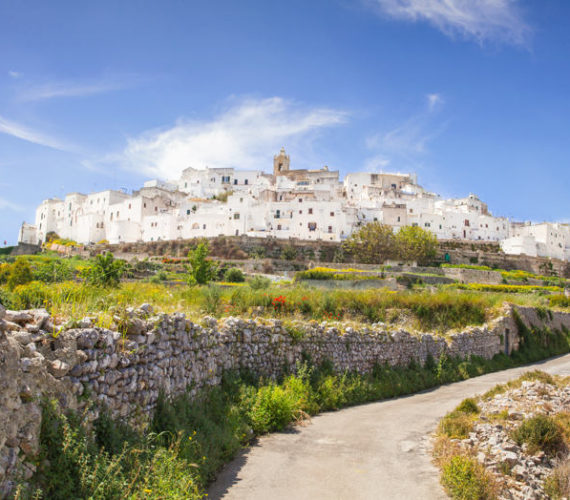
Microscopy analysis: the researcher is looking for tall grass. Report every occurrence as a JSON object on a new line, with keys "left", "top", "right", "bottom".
{"left": 0, "top": 281, "right": 551, "bottom": 332}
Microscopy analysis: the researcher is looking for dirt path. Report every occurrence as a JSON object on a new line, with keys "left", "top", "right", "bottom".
{"left": 208, "top": 354, "right": 570, "bottom": 500}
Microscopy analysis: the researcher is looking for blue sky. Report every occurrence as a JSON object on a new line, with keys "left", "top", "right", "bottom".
{"left": 1, "top": 0, "right": 569, "bottom": 244}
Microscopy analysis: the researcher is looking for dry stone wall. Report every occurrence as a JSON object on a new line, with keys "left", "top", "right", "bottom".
{"left": 0, "top": 303, "right": 569, "bottom": 494}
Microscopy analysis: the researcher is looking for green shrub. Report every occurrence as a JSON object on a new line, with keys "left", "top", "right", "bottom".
{"left": 281, "top": 246, "right": 297, "bottom": 261}
{"left": 441, "top": 455, "right": 496, "bottom": 500}
{"left": 456, "top": 398, "right": 480, "bottom": 415}
{"left": 201, "top": 285, "right": 222, "bottom": 315}
{"left": 248, "top": 275, "right": 271, "bottom": 290}
{"left": 0, "top": 288, "right": 14, "bottom": 308}
{"left": 249, "top": 384, "right": 296, "bottom": 434}
{"left": 187, "top": 242, "right": 216, "bottom": 285}
{"left": 224, "top": 267, "right": 245, "bottom": 283}
{"left": 550, "top": 294, "right": 570, "bottom": 308}
{"left": 439, "top": 412, "right": 475, "bottom": 439}
{"left": 6, "top": 257, "right": 33, "bottom": 290}
{"left": 38, "top": 400, "right": 203, "bottom": 500}
{"left": 10, "top": 281, "right": 49, "bottom": 309}
{"left": 511, "top": 415, "right": 563, "bottom": 454}
{"left": 33, "top": 259, "right": 74, "bottom": 283}
{"left": 81, "top": 252, "right": 125, "bottom": 287}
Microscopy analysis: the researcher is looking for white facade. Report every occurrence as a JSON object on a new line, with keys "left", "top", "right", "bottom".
{"left": 19, "top": 148, "right": 569, "bottom": 261}
{"left": 501, "top": 222, "right": 570, "bottom": 261}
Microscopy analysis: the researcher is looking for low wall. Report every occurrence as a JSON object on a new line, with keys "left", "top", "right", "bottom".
{"left": 1, "top": 303, "right": 569, "bottom": 494}
{"left": 442, "top": 267, "right": 504, "bottom": 285}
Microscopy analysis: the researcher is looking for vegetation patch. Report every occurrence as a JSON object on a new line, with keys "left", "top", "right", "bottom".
{"left": 510, "top": 414, "right": 564, "bottom": 455}
{"left": 441, "top": 455, "right": 497, "bottom": 500}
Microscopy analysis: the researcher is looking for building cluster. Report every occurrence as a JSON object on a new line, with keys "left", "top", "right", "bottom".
{"left": 19, "top": 148, "right": 569, "bottom": 261}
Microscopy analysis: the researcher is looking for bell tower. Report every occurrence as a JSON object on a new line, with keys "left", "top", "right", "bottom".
{"left": 273, "top": 147, "right": 290, "bottom": 177}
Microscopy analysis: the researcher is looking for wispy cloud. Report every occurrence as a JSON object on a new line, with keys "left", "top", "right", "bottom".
{"left": 0, "top": 115, "right": 73, "bottom": 151}
{"left": 108, "top": 97, "right": 348, "bottom": 179}
{"left": 427, "top": 92, "right": 443, "bottom": 111}
{"left": 366, "top": 0, "right": 531, "bottom": 45}
{"left": 0, "top": 197, "right": 23, "bottom": 211}
{"left": 364, "top": 93, "right": 446, "bottom": 170}
{"left": 8, "top": 70, "right": 22, "bottom": 79}
{"left": 18, "top": 75, "right": 139, "bottom": 101}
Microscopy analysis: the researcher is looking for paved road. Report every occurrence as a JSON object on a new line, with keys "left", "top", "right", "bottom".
{"left": 208, "top": 354, "right": 570, "bottom": 500}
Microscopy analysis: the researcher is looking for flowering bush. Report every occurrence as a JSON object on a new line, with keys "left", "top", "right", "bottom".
{"left": 272, "top": 295, "right": 287, "bottom": 313}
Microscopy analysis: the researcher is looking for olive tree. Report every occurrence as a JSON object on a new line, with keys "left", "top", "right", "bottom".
{"left": 342, "top": 222, "right": 397, "bottom": 264}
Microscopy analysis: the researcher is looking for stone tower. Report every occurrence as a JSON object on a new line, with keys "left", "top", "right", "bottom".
{"left": 273, "top": 147, "right": 290, "bottom": 177}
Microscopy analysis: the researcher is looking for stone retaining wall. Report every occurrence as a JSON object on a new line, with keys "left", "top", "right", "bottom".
{"left": 1, "top": 303, "right": 569, "bottom": 494}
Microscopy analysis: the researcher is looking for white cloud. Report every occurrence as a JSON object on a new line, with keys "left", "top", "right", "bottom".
{"left": 364, "top": 93, "right": 446, "bottom": 170}
{"left": 18, "top": 75, "right": 137, "bottom": 101}
{"left": 117, "top": 97, "right": 348, "bottom": 179}
{"left": 0, "top": 115, "right": 72, "bottom": 151}
{"left": 0, "top": 197, "right": 23, "bottom": 211}
{"left": 8, "top": 70, "right": 22, "bottom": 79}
{"left": 363, "top": 154, "right": 391, "bottom": 171}
{"left": 427, "top": 93, "right": 443, "bottom": 111}
{"left": 367, "top": 0, "right": 531, "bottom": 45}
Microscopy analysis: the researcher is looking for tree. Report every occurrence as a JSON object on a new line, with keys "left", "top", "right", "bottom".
{"left": 82, "top": 252, "right": 125, "bottom": 287}
{"left": 342, "top": 222, "right": 396, "bottom": 264}
{"left": 395, "top": 226, "right": 438, "bottom": 265}
{"left": 187, "top": 242, "right": 216, "bottom": 285}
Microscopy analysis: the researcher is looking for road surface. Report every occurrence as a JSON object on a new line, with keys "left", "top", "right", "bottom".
{"left": 208, "top": 354, "right": 570, "bottom": 500}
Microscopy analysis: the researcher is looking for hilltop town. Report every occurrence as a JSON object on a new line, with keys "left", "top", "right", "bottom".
{"left": 19, "top": 148, "right": 569, "bottom": 261}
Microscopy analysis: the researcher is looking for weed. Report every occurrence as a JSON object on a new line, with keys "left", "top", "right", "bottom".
{"left": 511, "top": 415, "right": 564, "bottom": 455}
{"left": 441, "top": 455, "right": 497, "bottom": 500}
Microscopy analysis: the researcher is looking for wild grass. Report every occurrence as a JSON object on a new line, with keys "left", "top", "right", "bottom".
{"left": 0, "top": 280, "right": 552, "bottom": 333}
{"left": 511, "top": 414, "right": 564, "bottom": 455}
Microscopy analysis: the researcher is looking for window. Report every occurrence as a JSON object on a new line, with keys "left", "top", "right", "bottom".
{"left": 299, "top": 210, "right": 302, "bottom": 214}
{"left": 308, "top": 208, "right": 313, "bottom": 214}
{"left": 144, "top": 203, "right": 147, "bottom": 208}
{"left": 185, "top": 182, "right": 188, "bottom": 188}
{"left": 155, "top": 206, "right": 158, "bottom": 212}
{"left": 233, "top": 213, "right": 240, "bottom": 220}
{"left": 409, "top": 208, "right": 413, "bottom": 213}
{"left": 234, "top": 179, "right": 238, "bottom": 185}
{"left": 308, "top": 222, "right": 317, "bottom": 231}
{"left": 128, "top": 204, "right": 131, "bottom": 209}
{"left": 203, "top": 224, "right": 206, "bottom": 229}
{"left": 328, "top": 226, "right": 333, "bottom": 233}
{"left": 186, "top": 209, "right": 191, "bottom": 215}
{"left": 464, "top": 219, "right": 470, "bottom": 227}
{"left": 277, "top": 224, "right": 282, "bottom": 230}
{"left": 330, "top": 212, "right": 334, "bottom": 217}
{"left": 299, "top": 198, "right": 303, "bottom": 203}
{"left": 425, "top": 222, "right": 431, "bottom": 227}
{"left": 222, "top": 176, "right": 230, "bottom": 184}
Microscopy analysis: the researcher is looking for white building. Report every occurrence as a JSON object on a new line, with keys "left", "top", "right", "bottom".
{"left": 19, "top": 147, "right": 569, "bottom": 261}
